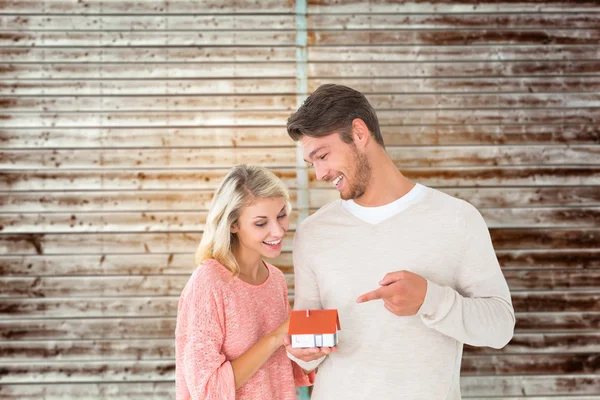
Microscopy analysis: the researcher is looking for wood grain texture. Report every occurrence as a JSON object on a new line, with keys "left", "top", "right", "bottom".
{"left": 1, "top": 187, "right": 599, "bottom": 213}
{"left": 2, "top": 1, "right": 599, "bottom": 398}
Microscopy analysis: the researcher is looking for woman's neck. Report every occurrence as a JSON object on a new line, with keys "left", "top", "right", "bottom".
{"left": 233, "top": 245, "right": 267, "bottom": 284}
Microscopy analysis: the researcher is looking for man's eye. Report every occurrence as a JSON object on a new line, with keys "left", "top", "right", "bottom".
{"left": 319, "top": 153, "right": 328, "bottom": 160}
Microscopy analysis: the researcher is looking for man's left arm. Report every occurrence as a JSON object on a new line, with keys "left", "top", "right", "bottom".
{"left": 357, "top": 201, "right": 515, "bottom": 349}
{"left": 417, "top": 201, "right": 515, "bottom": 349}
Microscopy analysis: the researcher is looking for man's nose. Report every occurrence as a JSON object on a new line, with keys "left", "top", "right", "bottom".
{"left": 314, "top": 164, "right": 327, "bottom": 181}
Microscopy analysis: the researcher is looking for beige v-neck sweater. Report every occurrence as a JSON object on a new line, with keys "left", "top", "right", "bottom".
{"left": 290, "top": 187, "right": 515, "bottom": 399}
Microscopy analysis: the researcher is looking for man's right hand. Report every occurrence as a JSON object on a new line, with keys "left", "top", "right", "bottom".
{"left": 283, "top": 336, "right": 336, "bottom": 362}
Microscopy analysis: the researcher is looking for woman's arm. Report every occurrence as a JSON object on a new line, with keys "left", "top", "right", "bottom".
{"left": 230, "top": 318, "right": 289, "bottom": 389}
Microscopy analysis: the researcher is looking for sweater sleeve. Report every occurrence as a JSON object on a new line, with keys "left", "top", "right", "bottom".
{"left": 282, "top": 280, "right": 316, "bottom": 387}
{"left": 417, "top": 201, "right": 516, "bottom": 349}
{"left": 175, "top": 271, "right": 236, "bottom": 400}
{"left": 287, "top": 221, "right": 327, "bottom": 371}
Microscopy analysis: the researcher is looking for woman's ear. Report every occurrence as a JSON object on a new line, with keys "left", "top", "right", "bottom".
{"left": 230, "top": 222, "right": 239, "bottom": 234}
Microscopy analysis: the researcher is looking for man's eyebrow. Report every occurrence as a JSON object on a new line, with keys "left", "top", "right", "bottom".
{"left": 303, "top": 146, "right": 328, "bottom": 163}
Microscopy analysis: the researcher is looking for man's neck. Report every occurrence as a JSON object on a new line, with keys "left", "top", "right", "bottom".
{"left": 354, "top": 157, "right": 415, "bottom": 207}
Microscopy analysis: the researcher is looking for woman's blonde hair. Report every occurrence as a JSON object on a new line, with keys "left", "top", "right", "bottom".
{"left": 195, "top": 164, "right": 291, "bottom": 276}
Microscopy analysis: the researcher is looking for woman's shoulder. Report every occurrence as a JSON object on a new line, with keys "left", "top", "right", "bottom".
{"left": 184, "top": 259, "right": 232, "bottom": 294}
{"left": 263, "top": 261, "right": 286, "bottom": 285}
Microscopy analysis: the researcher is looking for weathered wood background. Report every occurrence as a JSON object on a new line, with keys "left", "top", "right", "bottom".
{"left": 1, "top": 1, "right": 599, "bottom": 399}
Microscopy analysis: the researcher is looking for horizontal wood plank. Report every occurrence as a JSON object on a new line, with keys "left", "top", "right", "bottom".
{"left": 2, "top": 145, "right": 597, "bottom": 169}
{"left": 2, "top": 167, "right": 599, "bottom": 192}
{"left": 0, "top": 31, "right": 297, "bottom": 47}
{"left": 0, "top": 274, "right": 294, "bottom": 298}
{"left": 0, "top": 15, "right": 296, "bottom": 30}
{"left": 3, "top": 46, "right": 600, "bottom": 63}
{"left": 497, "top": 249, "right": 600, "bottom": 270}
{"left": 307, "top": 14, "right": 600, "bottom": 30}
{"left": 0, "top": 269, "right": 597, "bottom": 298}
{"left": 0, "top": 291, "right": 597, "bottom": 319}
{"left": 1, "top": 95, "right": 298, "bottom": 112}
{"left": 307, "top": 29, "right": 600, "bottom": 46}
{"left": 515, "top": 312, "right": 600, "bottom": 332}
{"left": 511, "top": 291, "right": 600, "bottom": 312}
{"left": 1, "top": 250, "right": 597, "bottom": 277}
{"left": 0, "top": 47, "right": 296, "bottom": 63}
{"left": 0, "top": 147, "right": 299, "bottom": 169}
{"left": 0, "top": 207, "right": 597, "bottom": 233}
{"left": 309, "top": 45, "right": 600, "bottom": 62}
{"left": 309, "top": 77, "right": 600, "bottom": 94}
{"left": 308, "top": 61, "right": 600, "bottom": 78}
{"left": 0, "top": 228, "right": 598, "bottom": 255}
{"left": 504, "top": 269, "right": 600, "bottom": 290}
{"left": 1, "top": 313, "right": 598, "bottom": 342}
{"left": 0, "top": 231, "right": 299, "bottom": 255}
{"left": 1, "top": 376, "right": 599, "bottom": 399}
{"left": 3, "top": 333, "right": 599, "bottom": 362}
{"left": 3, "top": 125, "right": 599, "bottom": 149}
{"left": 461, "top": 353, "right": 600, "bottom": 375}
{"left": 4, "top": 14, "right": 599, "bottom": 31}
{"left": 465, "top": 332, "right": 600, "bottom": 355}
{"left": 0, "top": 339, "right": 175, "bottom": 361}
{"left": 461, "top": 374, "right": 600, "bottom": 397}
{"left": 0, "top": 0, "right": 295, "bottom": 14}
{"left": 0, "top": 382, "right": 175, "bottom": 400}
{"left": 0, "top": 127, "right": 295, "bottom": 147}
{"left": 3, "top": 93, "right": 600, "bottom": 112}
{"left": 5, "top": 77, "right": 600, "bottom": 96}
{"left": 0, "top": 63, "right": 298, "bottom": 80}
{"left": 0, "top": 78, "right": 297, "bottom": 96}
{"left": 2, "top": 187, "right": 600, "bottom": 214}
{"left": 3, "top": 109, "right": 600, "bottom": 127}
{"left": 308, "top": 1, "right": 600, "bottom": 13}
{"left": 4, "top": 30, "right": 600, "bottom": 47}
{"left": 0, "top": 318, "right": 178, "bottom": 340}
{"left": 3, "top": 61, "right": 599, "bottom": 80}
{"left": 0, "top": 360, "right": 175, "bottom": 383}
{"left": 0, "top": 354, "right": 598, "bottom": 383}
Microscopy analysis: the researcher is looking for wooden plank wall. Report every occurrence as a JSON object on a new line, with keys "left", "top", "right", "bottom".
{"left": 0, "top": 1, "right": 599, "bottom": 399}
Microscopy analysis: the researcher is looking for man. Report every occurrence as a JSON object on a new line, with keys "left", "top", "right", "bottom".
{"left": 284, "top": 84, "right": 515, "bottom": 399}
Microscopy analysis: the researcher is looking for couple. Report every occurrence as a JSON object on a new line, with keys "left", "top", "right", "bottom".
{"left": 175, "top": 85, "right": 516, "bottom": 399}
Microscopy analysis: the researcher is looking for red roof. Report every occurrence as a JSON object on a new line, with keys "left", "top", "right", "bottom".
{"left": 288, "top": 309, "right": 341, "bottom": 335}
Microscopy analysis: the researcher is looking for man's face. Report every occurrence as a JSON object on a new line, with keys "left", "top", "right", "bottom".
{"left": 301, "top": 133, "right": 371, "bottom": 200}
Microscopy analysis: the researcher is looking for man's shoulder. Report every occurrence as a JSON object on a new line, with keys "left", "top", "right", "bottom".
{"left": 297, "top": 199, "right": 343, "bottom": 232}
{"left": 424, "top": 188, "right": 486, "bottom": 231}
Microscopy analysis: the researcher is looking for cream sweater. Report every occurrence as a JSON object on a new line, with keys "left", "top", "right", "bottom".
{"left": 290, "top": 187, "right": 515, "bottom": 399}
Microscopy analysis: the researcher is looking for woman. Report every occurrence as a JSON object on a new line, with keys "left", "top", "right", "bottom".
{"left": 175, "top": 165, "right": 313, "bottom": 399}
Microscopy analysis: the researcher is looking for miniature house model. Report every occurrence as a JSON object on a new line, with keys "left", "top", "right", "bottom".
{"left": 288, "top": 309, "right": 341, "bottom": 348}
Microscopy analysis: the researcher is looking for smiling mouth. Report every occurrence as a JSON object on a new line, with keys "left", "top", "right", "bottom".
{"left": 263, "top": 239, "right": 282, "bottom": 246}
{"left": 332, "top": 174, "right": 343, "bottom": 187}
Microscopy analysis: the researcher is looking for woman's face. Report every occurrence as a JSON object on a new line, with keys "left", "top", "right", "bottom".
{"left": 231, "top": 196, "right": 289, "bottom": 259}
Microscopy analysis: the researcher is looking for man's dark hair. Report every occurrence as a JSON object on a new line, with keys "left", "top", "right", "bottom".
{"left": 286, "top": 84, "right": 384, "bottom": 147}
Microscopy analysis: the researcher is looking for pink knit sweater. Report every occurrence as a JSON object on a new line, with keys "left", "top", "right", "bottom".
{"left": 175, "top": 258, "right": 312, "bottom": 399}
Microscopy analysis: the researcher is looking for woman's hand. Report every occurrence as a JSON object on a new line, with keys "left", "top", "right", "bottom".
{"left": 268, "top": 317, "right": 290, "bottom": 349}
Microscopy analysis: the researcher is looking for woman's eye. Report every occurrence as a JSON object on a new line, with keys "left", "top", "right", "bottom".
{"left": 277, "top": 213, "right": 287, "bottom": 219}
{"left": 255, "top": 222, "right": 267, "bottom": 227}
{"left": 319, "top": 153, "right": 327, "bottom": 160}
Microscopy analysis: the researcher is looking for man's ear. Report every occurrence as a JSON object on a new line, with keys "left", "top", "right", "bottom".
{"left": 230, "top": 222, "right": 239, "bottom": 234}
{"left": 351, "top": 118, "right": 370, "bottom": 147}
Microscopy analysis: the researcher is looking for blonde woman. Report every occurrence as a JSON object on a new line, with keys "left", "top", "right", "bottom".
{"left": 175, "top": 165, "right": 314, "bottom": 400}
